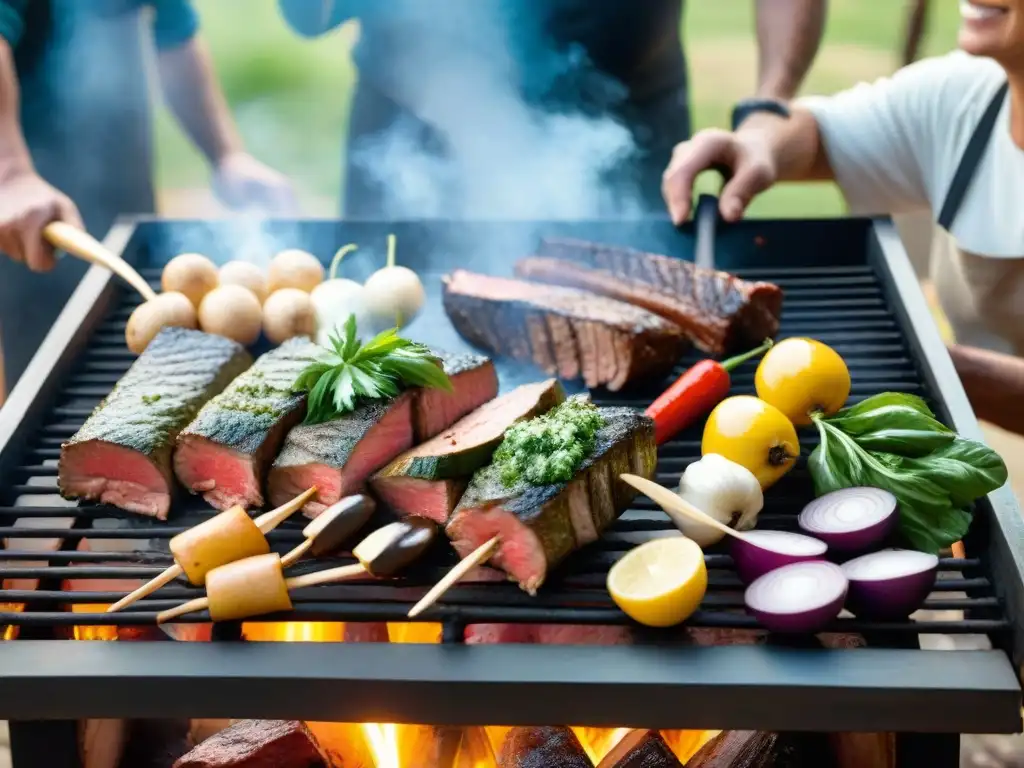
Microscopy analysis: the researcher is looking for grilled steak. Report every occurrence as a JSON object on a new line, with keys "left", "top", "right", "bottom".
{"left": 531, "top": 237, "right": 784, "bottom": 355}
{"left": 59, "top": 328, "right": 251, "bottom": 519}
{"left": 443, "top": 270, "right": 688, "bottom": 391}
{"left": 498, "top": 727, "right": 591, "bottom": 768}
{"left": 600, "top": 730, "right": 682, "bottom": 768}
{"left": 447, "top": 407, "right": 656, "bottom": 594}
{"left": 465, "top": 623, "right": 633, "bottom": 645}
{"left": 415, "top": 351, "right": 497, "bottom": 441}
{"left": 171, "top": 720, "right": 325, "bottom": 768}
{"left": 372, "top": 379, "right": 565, "bottom": 523}
{"left": 268, "top": 393, "right": 415, "bottom": 518}
{"left": 174, "top": 339, "right": 315, "bottom": 511}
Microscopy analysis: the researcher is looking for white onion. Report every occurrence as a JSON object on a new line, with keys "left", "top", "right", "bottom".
{"left": 744, "top": 561, "right": 848, "bottom": 634}
{"left": 798, "top": 487, "right": 898, "bottom": 552}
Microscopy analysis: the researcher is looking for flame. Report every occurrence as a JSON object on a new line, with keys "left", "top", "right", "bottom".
{"left": 387, "top": 622, "right": 441, "bottom": 644}
{"left": 241, "top": 622, "right": 344, "bottom": 642}
{"left": 71, "top": 604, "right": 118, "bottom": 641}
{"left": 662, "top": 729, "right": 720, "bottom": 762}
{"left": 1, "top": 603, "right": 22, "bottom": 640}
{"left": 573, "top": 727, "right": 631, "bottom": 763}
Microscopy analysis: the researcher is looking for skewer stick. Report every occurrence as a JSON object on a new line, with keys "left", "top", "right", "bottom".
{"left": 106, "top": 488, "right": 316, "bottom": 613}
{"left": 407, "top": 535, "right": 500, "bottom": 618}
{"left": 155, "top": 564, "right": 368, "bottom": 624}
{"left": 43, "top": 221, "right": 157, "bottom": 301}
{"left": 620, "top": 473, "right": 748, "bottom": 541}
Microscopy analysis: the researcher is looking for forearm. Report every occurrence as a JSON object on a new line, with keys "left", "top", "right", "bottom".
{"left": 737, "top": 107, "right": 834, "bottom": 182}
{"left": 0, "top": 40, "right": 33, "bottom": 177}
{"left": 754, "top": 0, "right": 826, "bottom": 99}
{"left": 157, "top": 36, "right": 243, "bottom": 166}
{"left": 948, "top": 343, "right": 1024, "bottom": 436}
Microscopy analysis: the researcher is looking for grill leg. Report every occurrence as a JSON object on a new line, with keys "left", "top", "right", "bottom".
{"left": 896, "top": 732, "right": 960, "bottom": 768}
{"left": 8, "top": 720, "right": 78, "bottom": 768}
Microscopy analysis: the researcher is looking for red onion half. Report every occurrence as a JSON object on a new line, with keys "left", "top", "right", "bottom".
{"left": 841, "top": 549, "right": 939, "bottom": 619}
{"left": 744, "top": 561, "right": 849, "bottom": 634}
{"left": 798, "top": 487, "right": 898, "bottom": 552}
{"left": 731, "top": 530, "right": 828, "bottom": 585}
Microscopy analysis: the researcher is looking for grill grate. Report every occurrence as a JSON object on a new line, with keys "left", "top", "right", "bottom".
{"left": 0, "top": 262, "right": 1009, "bottom": 644}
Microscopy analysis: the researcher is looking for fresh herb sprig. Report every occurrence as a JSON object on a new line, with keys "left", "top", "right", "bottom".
{"left": 808, "top": 392, "right": 1008, "bottom": 553}
{"left": 294, "top": 315, "right": 452, "bottom": 425}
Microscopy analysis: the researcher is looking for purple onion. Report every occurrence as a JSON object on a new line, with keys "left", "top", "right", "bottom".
{"left": 841, "top": 549, "right": 939, "bottom": 619}
{"left": 744, "top": 561, "right": 849, "bottom": 634}
{"left": 798, "top": 487, "right": 898, "bottom": 553}
{"left": 732, "top": 530, "right": 828, "bottom": 585}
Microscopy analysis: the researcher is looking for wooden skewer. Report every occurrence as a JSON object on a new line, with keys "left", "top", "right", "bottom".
{"left": 106, "top": 488, "right": 316, "bottom": 613}
{"left": 44, "top": 221, "right": 157, "bottom": 301}
{"left": 619, "top": 473, "right": 748, "bottom": 542}
{"left": 407, "top": 535, "right": 500, "bottom": 618}
{"left": 156, "top": 564, "right": 368, "bottom": 624}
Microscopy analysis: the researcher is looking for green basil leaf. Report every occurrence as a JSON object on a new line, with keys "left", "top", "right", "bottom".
{"left": 901, "top": 438, "right": 1008, "bottom": 508}
{"left": 834, "top": 392, "right": 936, "bottom": 419}
{"left": 828, "top": 399, "right": 953, "bottom": 458}
{"left": 846, "top": 427, "right": 956, "bottom": 457}
{"left": 900, "top": 506, "right": 971, "bottom": 553}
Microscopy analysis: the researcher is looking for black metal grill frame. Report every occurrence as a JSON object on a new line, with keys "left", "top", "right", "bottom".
{"left": 0, "top": 216, "right": 1021, "bottom": 745}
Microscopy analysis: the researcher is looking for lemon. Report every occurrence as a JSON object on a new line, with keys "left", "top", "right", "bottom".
{"left": 755, "top": 337, "right": 851, "bottom": 426}
{"left": 607, "top": 537, "right": 708, "bottom": 627}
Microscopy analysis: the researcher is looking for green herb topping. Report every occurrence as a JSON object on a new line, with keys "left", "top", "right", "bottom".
{"left": 293, "top": 315, "right": 452, "bottom": 426}
{"left": 808, "top": 392, "right": 1008, "bottom": 553}
{"left": 493, "top": 396, "right": 605, "bottom": 487}
{"left": 141, "top": 394, "right": 161, "bottom": 405}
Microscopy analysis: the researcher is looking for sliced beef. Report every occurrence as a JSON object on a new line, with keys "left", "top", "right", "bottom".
{"left": 598, "top": 730, "right": 682, "bottom": 768}
{"left": 268, "top": 392, "right": 415, "bottom": 518}
{"left": 443, "top": 270, "right": 688, "bottom": 391}
{"left": 498, "top": 726, "right": 592, "bottom": 768}
{"left": 171, "top": 720, "right": 325, "bottom": 768}
{"left": 447, "top": 407, "right": 656, "bottom": 594}
{"left": 532, "top": 238, "right": 784, "bottom": 355}
{"left": 371, "top": 379, "right": 565, "bottom": 523}
{"left": 60, "top": 328, "right": 251, "bottom": 519}
{"left": 174, "top": 339, "right": 314, "bottom": 511}
{"left": 415, "top": 351, "right": 497, "bottom": 441}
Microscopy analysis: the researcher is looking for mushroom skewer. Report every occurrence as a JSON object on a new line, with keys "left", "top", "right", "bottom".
{"left": 107, "top": 487, "right": 318, "bottom": 614}
{"left": 156, "top": 518, "right": 438, "bottom": 624}
{"left": 406, "top": 536, "right": 499, "bottom": 618}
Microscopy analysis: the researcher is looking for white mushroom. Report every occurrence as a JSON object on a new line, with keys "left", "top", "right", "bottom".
{"left": 361, "top": 234, "right": 425, "bottom": 332}
{"left": 161, "top": 253, "right": 219, "bottom": 307}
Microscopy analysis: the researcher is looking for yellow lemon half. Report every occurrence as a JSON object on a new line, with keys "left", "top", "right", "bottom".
{"left": 607, "top": 537, "right": 708, "bottom": 627}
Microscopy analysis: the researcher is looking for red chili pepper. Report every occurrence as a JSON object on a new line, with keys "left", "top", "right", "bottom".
{"left": 645, "top": 339, "right": 774, "bottom": 445}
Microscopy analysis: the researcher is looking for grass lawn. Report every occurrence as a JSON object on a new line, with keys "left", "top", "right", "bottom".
{"left": 155, "top": 0, "right": 963, "bottom": 218}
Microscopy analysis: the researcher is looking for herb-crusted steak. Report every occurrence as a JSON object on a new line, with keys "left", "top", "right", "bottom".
{"left": 174, "top": 338, "right": 314, "bottom": 510}
{"left": 59, "top": 328, "right": 251, "bottom": 520}
{"left": 268, "top": 392, "right": 415, "bottom": 518}
{"left": 446, "top": 407, "right": 655, "bottom": 594}
{"left": 442, "top": 270, "right": 688, "bottom": 391}
{"left": 372, "top": 379, "right": 565, "bottom": 523}
{"left": 415, "top": 351, "right": 497, "bottom": 442}
{"left": 531, "top": 237, "right": 784, "bottom": 355}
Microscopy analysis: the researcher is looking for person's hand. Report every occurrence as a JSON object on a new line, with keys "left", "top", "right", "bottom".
{"left": 662, "top": 127, "right": 778, "bottom": 226}
{"left": 0, "top": 170, "right": 83, "bottom": 272}
{"left": 212, "top": 152, "right": 298, "bottom": 214}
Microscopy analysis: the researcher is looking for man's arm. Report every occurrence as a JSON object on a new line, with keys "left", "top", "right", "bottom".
{"left": 947, "top": 344, "right": 1024, "bottom": 437}
{"left": 753, "top": 0, "right": 827, "bottom": 100}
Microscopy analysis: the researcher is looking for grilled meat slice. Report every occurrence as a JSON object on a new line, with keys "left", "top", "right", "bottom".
{"left": 171, "top": 720, "right": 325, "bottom": 768}
{"left": 59, "top": 328, "right": 251, "bottom": 519}
{"left": 447, "top": 407, "right": 656, "bottom": 594}
{"left": 372, "top": 379, "right": 565, "bottom": 523}
{"left": 532, "top": 238, "right": 784, "bottom": 355}
{"left": 443, "top": 270, "right": 688, "bottom": 391}
{"left": 498, "top": 727, "right": 591, "bottom": 768}
{"left": 174, "top": 339, "right": 315, "bottom": 511}
{"left": 465, "top": 623, "right": 633, "bottom": 645}
{"left": 415, "top": 351, "right": 497, "bottom": 441}
{"left": 268, "top": 392, "right": 415, "bottom": 518}
{"left": 600, "top": 730, "right": 682, "bottom": 768}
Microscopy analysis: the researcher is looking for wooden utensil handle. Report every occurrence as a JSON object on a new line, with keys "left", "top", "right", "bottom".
{"left": 43, "top": 221, "right": 157, "bottom": 301}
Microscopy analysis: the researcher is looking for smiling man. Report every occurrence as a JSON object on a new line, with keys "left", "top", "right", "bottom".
{"left": 280, "top": 0, "right": 825, "bottom": 219}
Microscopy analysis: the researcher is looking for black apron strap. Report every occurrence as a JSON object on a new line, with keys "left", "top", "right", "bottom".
{"left": 937, "top": 81, "right": 1009, "bottom": 230}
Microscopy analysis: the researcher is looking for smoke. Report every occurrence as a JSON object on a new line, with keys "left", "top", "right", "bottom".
{"left": 348, "top": 4, "right": 645, "bottom": 221}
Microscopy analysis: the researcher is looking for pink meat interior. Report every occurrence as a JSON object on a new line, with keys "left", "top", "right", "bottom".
{"left": 173, "top": 436, "right": 260, "bottom": 511}
{"left": 416, "top": 365, "right": 498, "bottom": 440}
{"left": 448, "top": 505, "right": 547, "bottom": 594}
{"left": 60, "top": 441, "right": 170, "bottom": 519}
{"left": 372, "top": 477, "right": 456, "bottom": 524}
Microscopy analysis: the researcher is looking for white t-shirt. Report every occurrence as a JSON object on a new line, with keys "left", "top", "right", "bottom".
{"left": 801, "top": 51, "right": 1023, "bottom": 259}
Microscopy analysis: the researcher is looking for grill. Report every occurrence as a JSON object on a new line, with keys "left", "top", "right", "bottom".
{"left": 0, "top": 216, "right": 1021, "bottom": 767}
